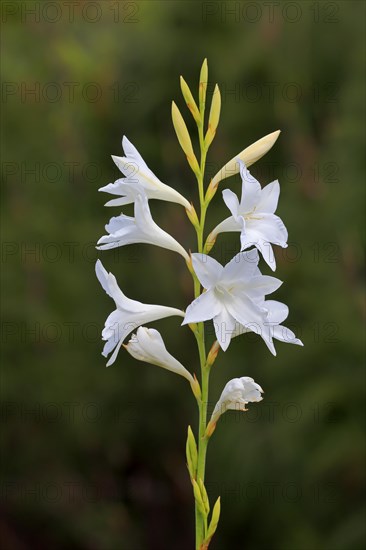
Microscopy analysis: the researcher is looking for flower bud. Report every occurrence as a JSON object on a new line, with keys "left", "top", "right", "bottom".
{"left": 186, "top": 425, "right": 198, "bottom": 479}
{"left": 205, "top": 84, "right": 221, "bottom": 148}
{"left": 198, "top": 478, "right": 210, "bottom": 516}
{"left": 205, "top": 496, "right": 221, "bottom": 543}
{"left": 190, "top": 374, "right": 202, "bottom": 401}
{"left": 180, "top": 76, "right": 201, "bottom": 123}
{"left": 199, "top": 58, "right": 208, "bottom": 110}
{"left": 203, "top": 232, "right": 217, "bottom": 254}
{"left": 171, "top": 101, "right": 200, "bottom": 175}
{"left": 192, "top": 479, "right": 207, "bottom": 518}
{"left": 210, "top": 130, "right": 281, "bottom": 187}
{"left": 186, "top": 203, "right": 200, "bottom": 229}
{"left": 206, "top": 340, "right": 220, "bottom": 368}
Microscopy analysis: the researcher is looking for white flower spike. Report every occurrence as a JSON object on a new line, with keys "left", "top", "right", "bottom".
{"left": 206, "top": 377, "right": 263, "bottom": 436}
{"left": 96, "top": 260, "right": 184, "bottom": 366}
{"left": 182, "top": 250, "right": 283, "bottom": 351}
{"left": 125, "top": 326, "right": 196, "bottom": 386}
{"left": 99, "top": 136, "right": 191, "bottom": 209}
{"left": 209, "top": 160, "right": 288, "bottom": 271}
{"left": 97, "top": 192, "right": 189, "bottom": 260}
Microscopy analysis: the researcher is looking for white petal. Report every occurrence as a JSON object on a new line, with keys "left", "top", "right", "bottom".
{"left": 134, "top": 194, "right": 189, "bottom": 259}
{"left": 126, "top": 327, "right": 194, "bottom": 383}
{"left": 257, "top": 180, "right": 280, "bottom": 213}
{"left": 225, "top": 293, "right": 266, "bottom": 335}
{"left": 191, "top": 253, "right": 224, "bottom": 288}
{"left": 106, "top": 337, "right": 124, "bottom": 367}
{"left": 213, "top": 307, "right": 236, "bottom": 351}
{"left": 246, "top": 213, "right": 288, "bottom": 247}
{"left": 273, "top": 325, "right": 304, "bottom": 347}
{"left": 265, "top": 300, "right": 289, "bottom": 324}
{"left": 122, "top": 136, "right": 150, "bottom": 172}
{"left": 246, "top": 237, "right": 277, "bottom": 271}
{"left": 183, "top": 290, "right": 221, "bottom": 325}
{"left": 244, "top": 275, "right": 283, "bottom": 299}
{"left": 209, "top": 216, "right": 241, "bottom": 238}
{"left": 238, "top": 161, "right": 261, "bottom": 211}
{"left": 95, "top": 260, "right": 113, "bottom": 298}
{"left": 222, "top": 189, "right": 240, "bottom": 217}
{"left": 221, "top": 250, "right": 260, "bottom": 285}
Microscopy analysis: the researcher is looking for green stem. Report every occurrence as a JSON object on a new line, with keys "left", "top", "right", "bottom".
{"left": 194, "top": 119, "right": 210, "bottom": 550}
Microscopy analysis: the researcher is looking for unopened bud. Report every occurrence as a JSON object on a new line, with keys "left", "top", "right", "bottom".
{"left": 205, "top": 84, "right": 221, "bottom": 148}
{"left": 206, "top": 340, "right": 220, "bottom": 367}
{"left": 190, "top": 374, "right": 202, "bottom": 401}
{"left": 199, "top": 58, "right": 208, "bottom": 110}
{"left": 186, "top": 203, "right": 200, "bottom": 228}
{"left": 172, "top": 101, "right": 200, "bottom": 175}
{"left": 180, "top": 76, "right": 201, "bottom": 123}
{"left": 211, "top": 130, "right": 281, "bottom": 187}
{"left": 204, "top": 232, "right": 217, "bottom": 254}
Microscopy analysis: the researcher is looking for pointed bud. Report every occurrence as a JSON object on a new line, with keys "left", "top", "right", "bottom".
{"left": 186, "top": 203, "right": 200, "bottom": 229}
{"left": 198, "top": 478, "right": 210, "bottom": 516}
{"left": 172, "top": 101, "right": 200, "bottom": 175}
{"left": 190, "top": 374, "right": 202, "bottom": 401}
{"left": 210, "top": 130, "right": 281, "bottom": 187}
{"left": 205, "top": 496, "right": 221, "bottom": 543}
{"left": 206, "top": 340, "right": 220, "bottom": 368}
{"left": 199, "top": 58, "right": 208, "bottom": 111}
{"left": 205, "top": 84, "right": 221, "bottom": 148}
{"left": 186, "top": 425, "right": 198, "bottom": 479}
{"left": 180, "top": 76, "right": 201, "bottom": 123}
{"left": 203, "top": 232, "right": 217, "bottom": 254}
{"left": 205, "top": 419, "right": 217, "bottom": 438}
{"left": 204, "top": 179, "right": 218, "bottom": 204}
{"left": 192, "top": 478, "right": 207, "bottom": 518}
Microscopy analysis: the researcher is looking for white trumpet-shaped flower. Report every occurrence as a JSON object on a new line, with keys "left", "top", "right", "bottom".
{"left": 209, "top": 161, "right": 288, "bottom": 271}
{"left": 232, "top": 299, "right": 304, "bottom": 356}
{"left": 97, "top": 192, "right": 189, "bottom": 260}
{"left": 96, "top": 260, "right": 184, "bottom": 366}
{"left": 99, "top": 136, "right": 191, "bottom": 209}
{"left": 125, "top": 327, "right": 195, "bottom": 385}
{"left": 182, "top": 250, "right": 282, "bottom": 351}
{"left": 207, "top": 377, "right": 263, "bottom": 434}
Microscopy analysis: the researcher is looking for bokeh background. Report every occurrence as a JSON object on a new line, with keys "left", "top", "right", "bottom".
{"left": 2, "top": 1, "right": 365, "bottom": 549}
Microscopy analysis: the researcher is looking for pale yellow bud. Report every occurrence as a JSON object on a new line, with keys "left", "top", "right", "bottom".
{"left": 171, "top": 101, "right": 200, "bottom": 175}
{"left": 190, "top": 374, "right": 202, "bottom": 401}
{"left": 211, "top": 130, "right": 281, "bottom": 187}
{"left": 180, "top": 76, "right": 201, "bottom": 123}
{"left": 185, "top": 203, "right": 200, "bottom": 229}
{"left": 205, "top": 84, "right": 221, "bottom": 148}
{"left": 206, "top": 340, "right": 220, "bottom": 367}
{"left": 205, "top": 496, "right": 221, "bottom": 543}
{"left": 199, "top": 58, "right": 208, "bottom": 110}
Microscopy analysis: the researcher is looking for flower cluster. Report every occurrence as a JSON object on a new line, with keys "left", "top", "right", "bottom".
{"left": 95, "top": 60, "right": 303, "bottom": 549}
{"left": 96, "top": 135, "right": 302, "bottom": 398}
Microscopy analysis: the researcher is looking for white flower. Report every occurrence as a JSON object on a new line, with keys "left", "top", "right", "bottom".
{"left": 182, "top": 250, "right": 282, "bottom": 351}
{"left": 209, "top": 161, "right": 288, "bottom": 271}
{"left": 232, "top": 299, "right": 304, "bottom": 355}
{"left": 99, "top": 136, "right": 190, "bottom": 209}
{"left": 125, "top": 326, "right": 195, "bottom": 385}
{"left": 97, "top": 192, "right": 189, "bottom": 260}
{"left": 207, "top": 377, "right": 263, "bottom": 431}
{"left": 96, "top": 260, "right": 184, "bottom": 366}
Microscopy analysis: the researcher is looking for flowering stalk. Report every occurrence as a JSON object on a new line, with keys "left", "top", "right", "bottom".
{"left": 96, "top": 59, "right": 303, "bottom": 549}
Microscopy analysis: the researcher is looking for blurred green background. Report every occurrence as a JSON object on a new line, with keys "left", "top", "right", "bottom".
{"left": 1, "top": 1, "right": 365, "bottom": 549}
